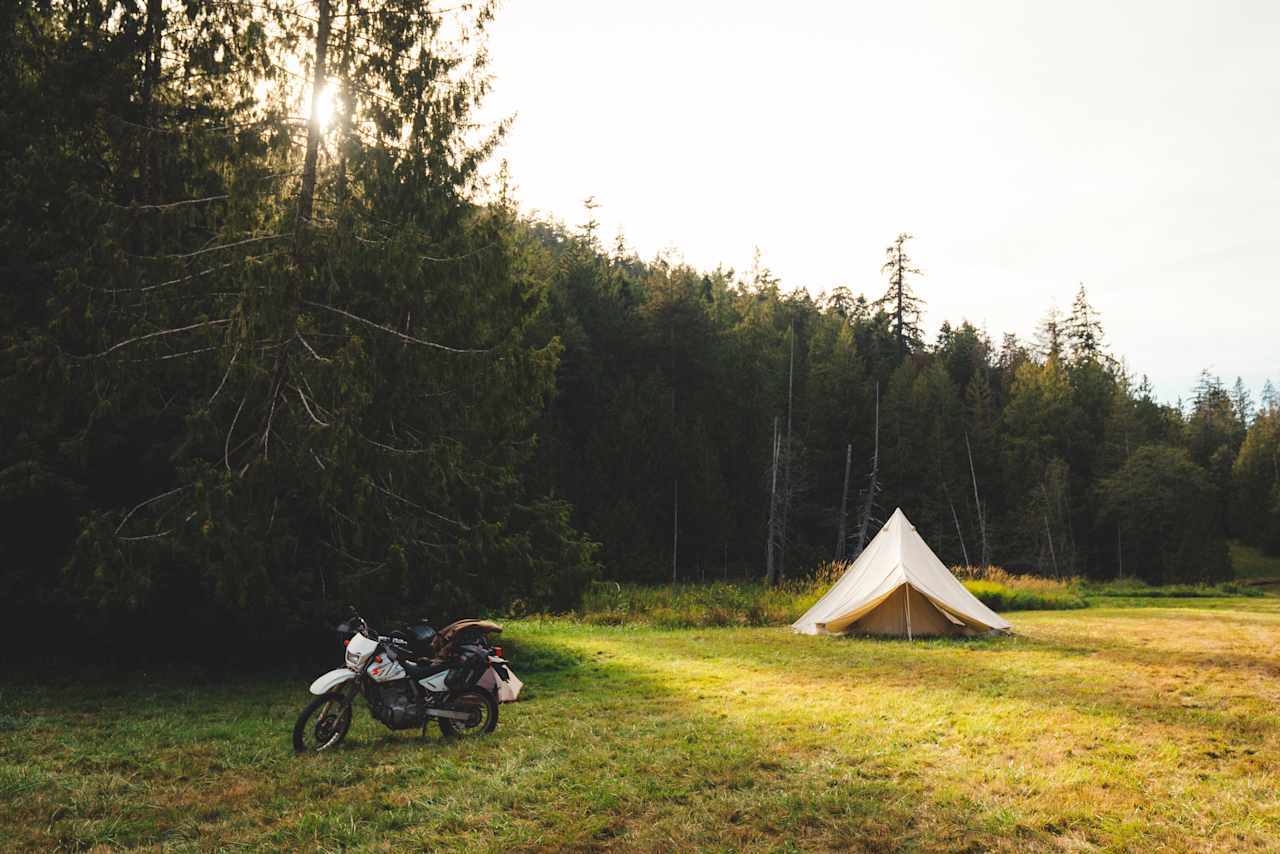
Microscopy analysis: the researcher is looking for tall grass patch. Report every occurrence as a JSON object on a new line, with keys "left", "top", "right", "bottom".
{"left": 577, "top": 562, "right": 1086, "bottom": 628}
{"left": 1082, "top": 578, "right": 1264, "bottom": 598}
{"left": 952, "top": 565, "right": 1087, "bottom": 611}
{"left": 578, "top": 579, "right": 824, "bottom": 628}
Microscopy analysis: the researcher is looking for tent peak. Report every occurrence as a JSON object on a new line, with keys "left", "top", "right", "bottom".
{"left": 886, "top": 507, "right": 915, "bottom": 532}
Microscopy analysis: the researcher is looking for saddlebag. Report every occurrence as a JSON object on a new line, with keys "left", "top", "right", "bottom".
{"left": 444, "top": 643, "right": 489, "bottom": 691}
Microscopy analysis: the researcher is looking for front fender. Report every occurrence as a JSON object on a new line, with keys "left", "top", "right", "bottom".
{"left": 309, "top": 668, "right": 358, "bottom": 695}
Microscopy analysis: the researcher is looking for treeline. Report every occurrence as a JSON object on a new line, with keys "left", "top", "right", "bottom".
{"left": 1, "top": 3, "right": 1277, "bottom": 653}
{"left": 522, "top": 223, "right": 1279, "bottom": 585}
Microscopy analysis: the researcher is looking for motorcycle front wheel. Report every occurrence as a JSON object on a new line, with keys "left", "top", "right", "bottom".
{"left": 438, "top": 688, "right": 498, "bottom": 738}
{"left": 293, "top": 691, "right": 353, "bottom": 753}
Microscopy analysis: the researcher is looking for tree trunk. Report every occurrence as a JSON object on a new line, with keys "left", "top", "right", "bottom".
{"left": 835, "top": 443, "right": 851, "bottom": 560}
{"left": 965, "top": 433, "right": 989, "bottom": 565}
{"left": 895, "top": 269, "right": 905, "bottom": 357}
{"left": 773, "top": 325, "right": 796, "bottom": 584}
{"left": 1042, "top": 485, "right": 1059, "bottom": 577}
{"left": 140, "top": 0, "right": 163, "bottom": 184}
{"left": 765, "top": 416, "right": 780, "bottom": 585}
{"left": 137, "top": 0, "right": 164, "bottom": 252}
{"left": 1116, "top": 524, "right": 1124, "bottom": 580}
{"left": 855, "top": 382, "right": 880, "bottom": 556}
{"left": 298, "top": 0, "right": 331, "bottom": 226}
{"left": 671, "top": 479, "right": 678, "bottom": 583}
{"left": 944, "top": 480, "right": 969, "bottom": 567}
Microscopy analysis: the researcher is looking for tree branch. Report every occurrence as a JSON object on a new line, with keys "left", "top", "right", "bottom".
{"left": 209, "top": 341, "right": 241, "bottom": 404}
{"left": 294, "top": 384, "right": 330, "bottom": 427}
{"left": 370, "top": 480, "right": 469, "bottom": 530}
{"left": 85, "top": 318, "right": 230, "bottom": 359}
{"left": 302, "top": 300, "right": 490, "bottom": 354}
{"left": 295, "top": 330, "right": 330, "bottom": 362}
{"left": 115, "top": 485, "right": 190, "bottom": 535}
{"left": 225, "top": 391, "right": 248, "bottom": 474}
{"left": 135, "top": 233, "right": 288, "bottom": 261}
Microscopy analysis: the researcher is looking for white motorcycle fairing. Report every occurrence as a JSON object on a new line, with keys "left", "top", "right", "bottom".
{"left": 418, "top": 670, "right": 450, "bottom": 693}
{"left": 309, "top": 668, "right": 359, "bottom": 695}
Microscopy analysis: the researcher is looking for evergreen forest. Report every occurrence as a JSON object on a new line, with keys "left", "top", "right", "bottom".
{"left": 3, "top": 1, "right": 1278, "bottom": 653}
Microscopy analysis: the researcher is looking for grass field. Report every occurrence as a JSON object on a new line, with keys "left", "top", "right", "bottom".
{"left": 1229, "top": 540, "right": 1280, "bottom": 581}
{"left": 4, "top": 597, "right": 1280, "bottom": 851}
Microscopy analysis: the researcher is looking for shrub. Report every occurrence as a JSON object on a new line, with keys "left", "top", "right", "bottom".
{"left": 961, "top": 580, "right": 1086, "bottom": 611}
{"left": 1082, "top": 579, "right": 1263, "bottom": 599}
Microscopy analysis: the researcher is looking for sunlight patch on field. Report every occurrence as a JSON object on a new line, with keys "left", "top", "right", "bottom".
{"left": 1, "top": 599, "right": 1278, "bottom": 850}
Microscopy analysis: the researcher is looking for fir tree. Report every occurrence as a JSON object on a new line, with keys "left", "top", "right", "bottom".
{"left": 1066, "top": 284, "right": 1105, "bottom": 363}
{"left": 1262, "top": 379, "right": 1279, "bottom": 414}
{"left": 1034, "top": 305, "right": 1065, "bottom": 363}
{"left": 876, "top": 233, "right": 925, "bottom": 358}
{"left": 1232, "top": 377, "right": 1255, "bottom": 426}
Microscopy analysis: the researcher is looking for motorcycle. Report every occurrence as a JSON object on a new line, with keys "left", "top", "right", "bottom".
{"left": 293, "top": 608, "right": 515, "bottom": 753}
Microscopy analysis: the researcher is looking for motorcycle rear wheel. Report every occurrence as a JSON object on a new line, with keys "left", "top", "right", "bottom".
{"left": 293, "top": 691, "right": 353, "bottom": 753}
{"left": 437, "top": 688, "right": 498, "bottom": 738}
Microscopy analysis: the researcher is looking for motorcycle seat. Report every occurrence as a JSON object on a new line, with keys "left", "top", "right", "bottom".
{"left": 401, "top": 658, "right": 451, "bottom": 680}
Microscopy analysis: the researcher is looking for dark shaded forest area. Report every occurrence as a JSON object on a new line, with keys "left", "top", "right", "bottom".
{"left": 3, "top": 2, "right": 1278, "bottom": 655}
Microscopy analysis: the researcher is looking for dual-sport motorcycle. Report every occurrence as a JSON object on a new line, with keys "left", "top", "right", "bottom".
{"left": 293, "top": 608, "right": 519, "bottom": 753}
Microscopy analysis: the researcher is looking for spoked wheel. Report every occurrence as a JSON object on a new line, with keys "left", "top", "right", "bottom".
{"left": 438, "top": 688, "right": 498, "bottom": 738}
{"left": 293, "top": 691, "right": 353, "bottom": 754}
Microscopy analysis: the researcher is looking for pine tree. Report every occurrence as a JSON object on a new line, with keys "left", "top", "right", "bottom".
{"left": 876, "top": 233, "right": 925, "bottom": 358}
{"left": 1232, "top": 377, "right": 1255, "bottom": 427}
{"left": 1262, "top": 379, "right": 1279, "bottom": 413}
{"left": 1035, "top": 305, "right": 1065, "bottom": 363}
{"left": 1066, "top": 284, "right": 1105, "bottom": 363}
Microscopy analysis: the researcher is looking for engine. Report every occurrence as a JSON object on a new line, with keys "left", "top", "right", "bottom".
{"left": 365, "top": 678, "right": 424, "bottom": 730}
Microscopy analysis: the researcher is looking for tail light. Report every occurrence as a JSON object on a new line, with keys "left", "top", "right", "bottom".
{"left": 493, "top": 646, "right": 503, "bottom": 657}
{"left": 343, "top": 638, "right": 351, "bottom": 647}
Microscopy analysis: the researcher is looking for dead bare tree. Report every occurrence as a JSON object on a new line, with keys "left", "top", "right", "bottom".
{"left": 965, "top": 433, "right": 989, "bottom": 565}
{"left": 835, "top": 443, "right": 852, "bottom": 560}
{"left": 1041, "top": 482, "right": 1059, "bottom": 577}
{"left": 943, "top": 477, "right": 970, "bottom": 567}
{"left": 765, "top": 416, "right": 782, "bottom": 584}
{"left": 854, "top": 382, "right": 881, "bottom": 557}
{"left": 671, "top": 479, "right": 679, "bottom": 583}
{"left": 1117, "top": 525, "right": 1124, "bottom": 580}
{"left": 777, "top": 323, "right": 796, "bottom": 583}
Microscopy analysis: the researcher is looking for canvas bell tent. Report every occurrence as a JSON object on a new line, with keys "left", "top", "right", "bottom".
{"left": 793, "top": 508, "right": 1011, "bottom": 638}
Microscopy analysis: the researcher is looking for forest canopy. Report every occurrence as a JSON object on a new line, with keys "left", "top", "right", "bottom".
{"left": 2, "top": 1, "right": 1276, "bottom": 653}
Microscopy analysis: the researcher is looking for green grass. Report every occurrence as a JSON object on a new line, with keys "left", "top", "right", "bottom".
{"left": 4, "top": 598, "right": 1280, "bottom": 851}
{"left": 1230, "top": 539, "right": 1280, "bottom": 580}
{"left": 579, "top": 579, "right": 826, "bottom": 628}
{"left": 962, "top": 579, "right": 1087, "bottom": 611}
{"left": 1083, "top": 578, "right": 1266, "bottom": 599}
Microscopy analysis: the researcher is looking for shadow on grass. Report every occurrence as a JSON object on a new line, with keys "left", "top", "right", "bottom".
{"left": 5, "top": 612, "right": 1278, "bottom": 851}
{"left": 0, "top": 634, "right": 1023, "bottom": 852}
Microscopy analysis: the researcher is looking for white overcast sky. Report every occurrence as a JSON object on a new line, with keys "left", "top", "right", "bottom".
{"left": 478, "top": 0, "right": 1279, "bottom": 405}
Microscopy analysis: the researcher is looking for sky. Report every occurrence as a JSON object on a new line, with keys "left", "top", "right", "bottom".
{"left": 477, "top": 0, "right": 1279, "bottom": 405}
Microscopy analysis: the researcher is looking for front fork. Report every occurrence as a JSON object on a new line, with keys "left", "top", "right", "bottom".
{"left": 342, "top": 679, "right": 363, "bottom": 715}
